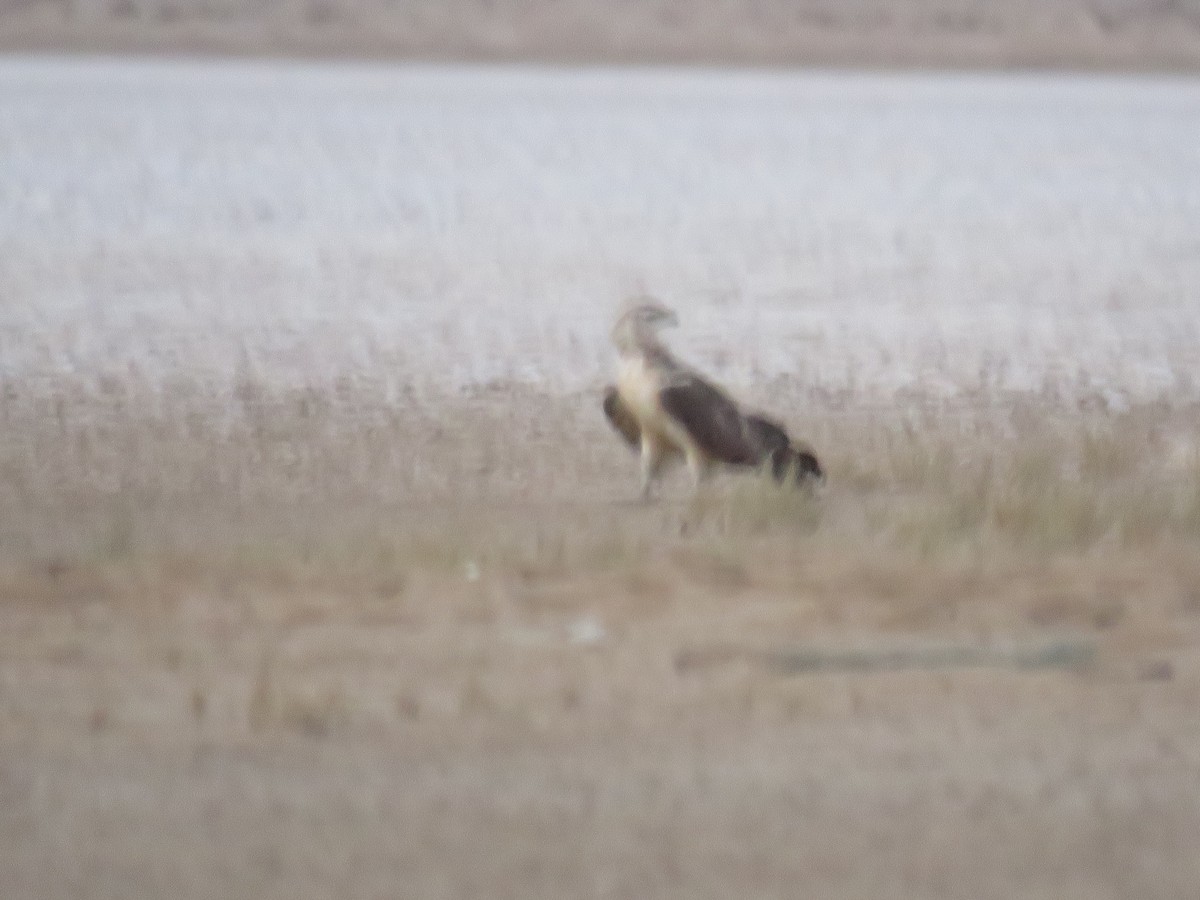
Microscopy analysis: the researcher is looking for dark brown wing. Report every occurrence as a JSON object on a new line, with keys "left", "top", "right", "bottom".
{"left": 659, "top": 375, "right": 761, "bottom": 466}
{"left": 602, "top": 385, "right": 641, "bottom": 449}
{"left": 743, "top": 413, "right": 791, "bottom": 457}
{"left": 744, "top": 413, "right": 823, "bottom": 482}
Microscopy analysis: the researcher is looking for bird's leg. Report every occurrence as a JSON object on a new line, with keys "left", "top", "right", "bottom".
{"left": 639, "top": 436, "right": 666, "bottom": 503}
{"left": 686, "top": 452, "right": 712, "bottom": 496}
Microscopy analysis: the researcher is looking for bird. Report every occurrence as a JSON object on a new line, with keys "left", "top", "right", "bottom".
{"left": 602, "top": 300, "right": 823, "bottom": 501}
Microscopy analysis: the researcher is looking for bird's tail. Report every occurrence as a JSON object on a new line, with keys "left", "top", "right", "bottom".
{"left": 768, "top": 442, "right": 824, "bottom": 486}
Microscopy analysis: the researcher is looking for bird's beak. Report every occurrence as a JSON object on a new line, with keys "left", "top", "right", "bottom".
{"left": 659, "top": 309, "right": 680, "bottom": 328}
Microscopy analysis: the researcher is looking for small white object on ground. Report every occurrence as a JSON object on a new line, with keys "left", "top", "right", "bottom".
{"left": 568, "top": 616, "right": 607, "bottom": 646}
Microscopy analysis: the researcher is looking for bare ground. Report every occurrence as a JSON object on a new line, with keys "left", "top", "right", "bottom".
{"left": 3, "top": 373, "right": 1200, "bottom": 898}
{"left": 6, "top": 0, "right": 1200, "bottom": 69}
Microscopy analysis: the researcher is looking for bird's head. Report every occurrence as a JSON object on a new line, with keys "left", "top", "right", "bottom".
{"left": 612, "top": 299, "right": 679, "bottom": 353}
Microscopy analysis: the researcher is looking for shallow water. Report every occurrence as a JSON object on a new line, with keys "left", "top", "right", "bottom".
{"left": 2, "top": 58, "right": 1199, "bottom": 405}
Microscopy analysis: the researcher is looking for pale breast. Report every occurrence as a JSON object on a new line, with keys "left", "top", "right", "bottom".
{"left": 616, "top": 355, "right": 693, "bottom": 454}
{"left": 616, "top": 357, "right": 662, "bottom": 422}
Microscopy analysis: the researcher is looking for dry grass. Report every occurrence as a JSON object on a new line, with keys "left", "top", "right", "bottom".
{"left": 2, "top": 377, "right": 1199, "bottom": 703}
{"left": 3, "top": 373, "right": 1199, "bottom": 588}
{"left": 3, "top": 374, "right": 1200, "bottom": 898}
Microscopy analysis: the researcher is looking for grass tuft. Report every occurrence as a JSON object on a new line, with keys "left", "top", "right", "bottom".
{"left": 2, "top": 377, "right": 1199, "bottom": 594}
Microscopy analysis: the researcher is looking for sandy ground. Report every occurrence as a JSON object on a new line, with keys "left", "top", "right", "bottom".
{"left": 3, "top": 61, "right": 1200, "bottom": 897}
{"left": 6, "top": 0, "right": 1200, "bottom": 68}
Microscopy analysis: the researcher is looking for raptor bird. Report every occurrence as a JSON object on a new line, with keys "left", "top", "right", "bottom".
{"left": 603, "top": 301, "right": 822, "bottom": 501}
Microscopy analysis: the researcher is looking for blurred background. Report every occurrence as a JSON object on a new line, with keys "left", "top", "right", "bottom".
{"left": 3, "top": 3, "right": 1200, "bottom": 900}
{"left": 5, "top": 0, "right": 1200, "bottom": 67}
